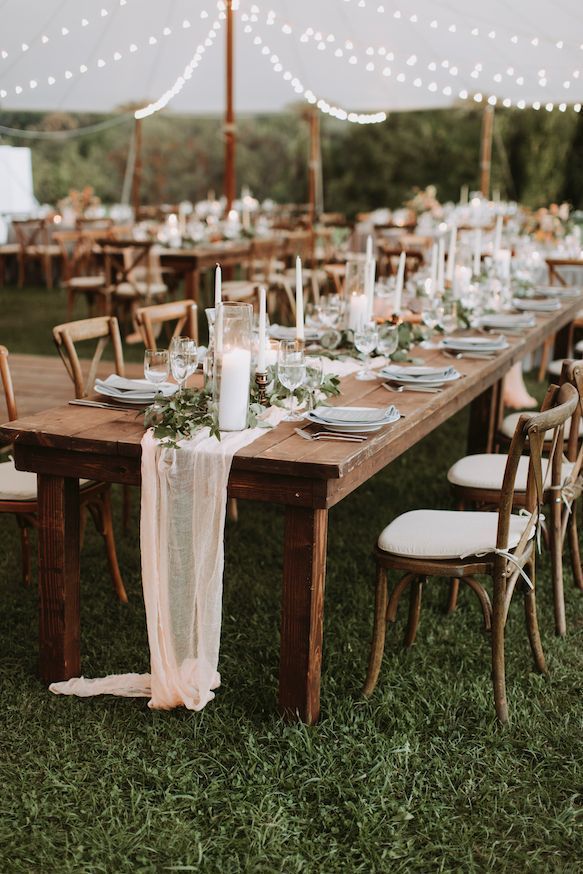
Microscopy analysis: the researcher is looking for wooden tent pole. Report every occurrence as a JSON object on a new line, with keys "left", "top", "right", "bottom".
{"left": 131, "top": 117, "right": 142, "bottom": 219}
{"left": 224, "top": 0, "right": 236, "bottom": 212}
{"left": 308, "top": 107, "right": 320, "bottom": 226}
{"left": 480, "top": 105, "right": 494, "bottom": 198}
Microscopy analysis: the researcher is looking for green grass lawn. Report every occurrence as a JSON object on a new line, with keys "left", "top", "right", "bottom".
{"left": 1, "top": 287, "right": 582, "bottom": 872}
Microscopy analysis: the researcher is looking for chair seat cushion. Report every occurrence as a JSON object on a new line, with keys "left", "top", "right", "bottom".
{"left": 576, "top": 338, "right": 583, "bottom": 354}
{"left": 115, "top": 281, "right": 167, "bottom": 297}
{"left": 500, "top": 411, "right": 583, "bottom": 440}
{"left": 0, "top": 243, "right": 20, "bottom": 254}
{"left": 378, "top": 509, "right": 533, "bottom": 560}
{"left": 0, "top": 458, "right": 90, "bottom": 501}
{"left": 448, "top": 453, "right": 574, "bottom": 493}
{"left": 67, "top": 275, "right": 106, "bottom": 288}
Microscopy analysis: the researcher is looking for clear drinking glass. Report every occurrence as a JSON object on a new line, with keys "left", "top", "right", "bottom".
{"left": 170, "top": 336, "right": 197, "bottom": 393}
{"left": 420, "top": 298, "right": 445, "bottom": 348}
{"left": 376, "top": 323, "right": 399, "bottom": 359}
{"left": 441, "top": 299, "right": 458, "bottom": 335}
{"left": 277, "top": 339, "right": 306, "bottom": 421}
{"left": 144, "top": 349, "right": 169, "bottom": 387}
{"left": 354, "top": 319, "right": 379, "bottom": 381}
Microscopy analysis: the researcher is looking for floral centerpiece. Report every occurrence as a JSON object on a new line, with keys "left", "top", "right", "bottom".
{"left": 404, "top": 184, "right": 443, "bottom": 219}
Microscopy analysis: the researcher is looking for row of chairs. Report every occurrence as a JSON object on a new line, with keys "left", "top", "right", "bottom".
{"left": 364, "top": 360, "right": 583, "bottom": 722}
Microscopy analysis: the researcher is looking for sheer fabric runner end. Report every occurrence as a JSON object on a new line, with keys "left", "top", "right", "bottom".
{"left": 50, "top": 409, "right": 285, "bottom": 710}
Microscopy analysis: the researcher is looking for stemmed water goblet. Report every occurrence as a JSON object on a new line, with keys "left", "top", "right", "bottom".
{"left": 144, "top": 349, "right": 170, "bottom": 417}
{"left": 170, "top": 336, "right": 198, "bottom": 393}
{"left": 277, "top": 339, "right": 306, "bottom": 421}
{"left": 354, "top": 319, "right": 379, "bottom": 381}
{"left": 420, "top": 298, "right": 445, "bottom": 348}
{"left": 376, "top": 323, "right": 399, "bottom": 360}
{"left": 441, "top": 299, "right": 458, "bottom": 335}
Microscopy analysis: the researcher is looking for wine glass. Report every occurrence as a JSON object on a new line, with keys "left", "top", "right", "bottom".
{"left": 170, "top": 336, "right": 197, "bottom": 393}
{"left": 305, "top": 356, "right": 324, "bottom": 411}
{"left": 144, "top": 349, "right": 170, "bottom": 413}
{"left": 420, "top": 298, "right": 445, "bottom": 348}
{"left": 441, "top": 300, "right": 458, "bottom": 335}
{"left": 376, "top": 323, "right": 399, "bottom": 360}
{"left": 354, "top": 319, "right": 379, "bottom": 381}
{"left": 277, "top": 339, "right": 306, "bottom": 421}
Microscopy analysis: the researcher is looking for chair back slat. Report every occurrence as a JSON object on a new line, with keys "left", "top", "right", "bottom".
{"left": 0, "top": 345, "right": 17, "bottom": 422}
{"left": 135, "top": 301, "right": 198, "bottom": 351}
{"left": 52, "top": 316, "right": 125, "bottom": 398}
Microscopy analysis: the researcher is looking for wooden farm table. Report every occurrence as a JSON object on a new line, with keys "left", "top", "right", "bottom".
{"left": 1, "top": 297, "right": 581, "bottom": 724}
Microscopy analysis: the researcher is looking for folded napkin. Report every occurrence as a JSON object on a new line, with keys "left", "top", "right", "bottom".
{"left": 312, "top": 405, "right": 395, "bottom": 424}
{"left": 95, "top": 375, "right": 177, "bottom": 399}
{"left": 442, "top": 335, "right": 506, "bottom": 349}
{"left": 269, "top": 324, "right": 320, "bottom": 341}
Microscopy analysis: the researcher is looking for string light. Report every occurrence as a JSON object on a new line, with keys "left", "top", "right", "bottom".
{"left": 134, "top": 18, "right": 222, "bottom": 119}
{"left": 241, "top": 19, "right": 386, "bottom": 123}
{"left": 0, "top": 0, "right": 133, "bottom": 63}
{"left": 3, "top": 12, "right": 211, "bottom": 99}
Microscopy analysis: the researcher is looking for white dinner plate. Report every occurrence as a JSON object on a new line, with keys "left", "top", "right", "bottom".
{"left": 380, "top": 365, "right": 460, "bottom": 385}
{"left": 304, "top": 406, "right": 400, "bottom": 432}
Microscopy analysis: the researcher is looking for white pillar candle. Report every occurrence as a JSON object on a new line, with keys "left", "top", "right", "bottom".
{"left": 348, "top": 293, "right": 368, "bottom": 332}
{"left": 295, "top": 256, "right": 304, "bottom": 341}
{"left": 430, "top": 243, "right": 438, "bottom": 296}
{"left": 493, "top": 215, "right": 503, "bottom": 256}
{"left": 218, "top": 348, "right": 251, "bottom": 431}
{"left": 437, "top": 237, "right": 445, "bottom": 293}
{"left": 445, "top": 225, "right": 457, "bottom": 283}
{"left": 460, "top": 184, "right": 469, "bottom": 205}
{"left": 214, "top": 263, "right": 222, "bottom": 308}
{"left": 394, "top": 251, "right": 406, "bottom": 314}
{"left": 257, "top": 286, "right": 267, "bottom": 373}
{"left": 366, "top": 234, "right": 373, "bottom": 260}
{"left": 473, "top": 229, "right": 482, "bottom": 277}
{"left": 365, "top": 257, "right": 376, "bottom": 319}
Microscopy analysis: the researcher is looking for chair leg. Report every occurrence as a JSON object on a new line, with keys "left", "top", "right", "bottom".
{"left": 549, "top": 494, "right": 566, "bottom": 636}
{"left": 491, "top": 580, "right": 509, "bottom": 723}
{"left": 523, "top": 557, "right": 547, "bottom": 674}
{"left": 446, "top": 578, "right": 460, "bottom": 614}
{"left": 567, "top": 505, "right": 583, "bottom": 591}
{"left": 537, "top": 336, "right": 553, "bottom": 382}
{"left": 66, "top": 286, "right": 75, "bottom": 320}
{"left": 228, "top": 497, "right": 238, "bottom": 523}
{"left": 88, "top": 490, "right": 128, "bottom": 604}
{"left": 16, "top": 518, "right": 32, "bottom": 588}
{"left": 404, "top": 577, "right": 423, "bottom": 648}
{"left": 363, "top": 563, "right": 389, "bottom": 697}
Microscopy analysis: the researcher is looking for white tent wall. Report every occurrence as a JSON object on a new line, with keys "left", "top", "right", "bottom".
{"left": 0, "top": 1, "right": 582, "bottom": 118}
{"left": 0, "top": 145, "right": 36, "bottom": 213}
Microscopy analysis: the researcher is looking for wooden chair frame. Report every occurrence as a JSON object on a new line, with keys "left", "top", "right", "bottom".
{"left": 12, "top": 218, "right": 60, "bottom": 289}
{"left": 52, "top": 315, "right": 125, "bottom": 399}
{"left": 0, "top": 346, "right": 126, "bottom": 600}
{"left": 363, "top": 382, "right": 579, "bottom": 723}
{"left": 135, "top": 300, "right": 199, "bottom": 351}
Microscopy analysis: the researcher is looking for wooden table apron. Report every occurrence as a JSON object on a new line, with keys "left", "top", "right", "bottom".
{"left": 1, "top": 299, "right": 579, "bottom": 724}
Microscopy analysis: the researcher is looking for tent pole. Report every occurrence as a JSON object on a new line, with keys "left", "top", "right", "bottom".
{"left": 224, "top": 0, "right": 236, "bottom": 213}
{"left": 480, "top": 105, "right": 494, "bottom": 198}
{"left": 308, "top": 107, "right": 321, "bottom": 226}
{"left": 131, "top": 117, "right": 142, "bottom": 219}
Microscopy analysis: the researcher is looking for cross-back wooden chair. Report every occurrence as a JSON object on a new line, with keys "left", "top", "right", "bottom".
{"left": 0, "top": 345, "right": 127, "bottom": 600}
{"left": 448, "top": 361, "right": 583, "bottom": 635}
{"left": 363, "top": 382, "right": 579, "bottom": 722}
{"left": 52, "top": 315, "right": 125, "bottom": 399}
{"left": 376, "top": 243, "right": 424, "bottom": 280}
{"left": 12, "top": 218, "right": 61, "bottom": 288}
{"left": 537, "top": 259, "right": 583, "bottom": 381}
{"left": 101, "top": 239, "right": 168, "bottom": 340}
{"left": 135, "top": 300, "right": 199, "bottom": 351}
{"left": 55, "top": 230, "right": 111, "bottom": 318}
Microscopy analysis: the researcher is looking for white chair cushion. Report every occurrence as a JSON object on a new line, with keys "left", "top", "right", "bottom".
{"left": 68, "top": 275, "right": 105, "bottom": 288}
{"left": 500, "top": 411, "right": 583, "bottom": 440}
{"left": 0, "top": 458, "right": 90, "bottom": 501}
{"left": 447, "top": 453, "right": 574, "bottom": 492}
{"left": 548, "top": 359, "right": 565, "bottom": 377}
{"left": 378, "top": 509, "right": 533, "bottom": 560}
{"left": 576, "top": 338, "right": 583, "bottom": 354}
{"left": 0, "top": 243, "right": 20, "bottom": 254}
{"left": 115, "top": 281, "right": 167, "bottom": 297}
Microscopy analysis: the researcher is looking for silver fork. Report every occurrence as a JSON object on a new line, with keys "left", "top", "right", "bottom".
{"left": 294, "top": 428, "right": 367, "bottom": 443}
{"left": 382, "top": 382, "right": 441, "bottom": 394}
{"left": 442, "top": 350, "right": 497, "bottom": 361}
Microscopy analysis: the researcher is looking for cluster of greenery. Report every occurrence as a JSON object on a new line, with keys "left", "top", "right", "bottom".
{"left": 1, "top": 105, "right": 583, "bottom": 216}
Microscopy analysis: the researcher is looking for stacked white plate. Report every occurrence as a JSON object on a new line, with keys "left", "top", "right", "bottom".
{"left": 535, "top": 285, "right": 582, "bottom": 299}
{"left": 512, "top": 297, "right": 562, "bottom": 313}
{"left": 440, "top": 334, "right": 508, "bottom": 355}
{"left": 477, "top": 313, "right": 536, "bottom": 330}
{"left": 379, "top": 364, "right": 461, "bottom": 388}
{"left": 305, "top": 405, "right": 400, "bottom": 433}
{"left": 95, "top": 375, "right": 178, "bottom": 405}
{"left": 269, "top": 324, "right": 321, "bottom": 342}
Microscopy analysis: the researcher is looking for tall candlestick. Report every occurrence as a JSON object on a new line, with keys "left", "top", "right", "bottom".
{"left": 365, "top": 257, "right": 376, "bottom": 318}
{"left": 430, "top": 243, "right": 438, "bottom": 296}
{"left": 295, "top": 256, "right": 304, "bottom": 341}
{"left": 473, "top": 229, "right": 482, "bottom": 277}
{"left": 460, "top": 184, "right": 469, "bottom": 205}
{"left": 214, "top": 263, "right": 222, "bottom": 308}
{"left": 437, "top": 237, "right": 445, "bottom": 293}
{"left": 493, "top": 215, "right": 503, "bottom": 256}
{"left": 257, "top": 286, "right": 267, "bottom": 372}
{"left": 366, "top": 234, "right": 373, "bottom": 260}
{"left": 394, "top": 251, "right": 406, "bottom": 315}
{"left": 445, "top": 224, "right": 457, "bottom": 283}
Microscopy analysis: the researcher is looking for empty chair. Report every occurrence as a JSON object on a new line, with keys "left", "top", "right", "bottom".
{"left": 135, "top": 299, "right": 198, "bottom": 351}
{"left": 363, "top": 382, "right": 578, "bottom": 722}
{"left": 0, "top": 345, "right": 126, "bottom": 601}
{"left": 12, "top": 218, "right": 61, "bottom": 288}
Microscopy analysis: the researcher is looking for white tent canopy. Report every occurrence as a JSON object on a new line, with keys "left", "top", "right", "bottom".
{"left": 0, "top": 0, "right": 582, "bottom": 119}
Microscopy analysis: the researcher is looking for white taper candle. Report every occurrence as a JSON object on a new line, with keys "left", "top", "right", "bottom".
{"left": 445, "top": 224, "right": 457, "bottom": 283}
{"left": 295, "top": 256, "right": 304, "bottom": 341}
{"left": 214, "top": 263, "right": 222, "bottom": 308}
{"left": 258, "top": 286, "right": 266, "bottom": 373}
{"left": 394, "top": 251, "right": 406, "bottom": 315}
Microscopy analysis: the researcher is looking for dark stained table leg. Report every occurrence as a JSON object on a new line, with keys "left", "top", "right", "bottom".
{"left": 279, "top": 505, "right": 328, "bottom": 724}
{"left": 37, "top": 475, "right": 81, "bottom": 684}
{"left": 467, "top": 380, "right": 501, "bottom": 454}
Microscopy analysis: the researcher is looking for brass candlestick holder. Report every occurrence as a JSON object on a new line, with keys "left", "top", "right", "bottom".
{"left": 255, "top": 370, "right": 269, "bottom": 406}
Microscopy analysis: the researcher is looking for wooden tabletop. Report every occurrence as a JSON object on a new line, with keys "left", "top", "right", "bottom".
{"left": 2, "top": 296, "right": 581, "bottom": 510}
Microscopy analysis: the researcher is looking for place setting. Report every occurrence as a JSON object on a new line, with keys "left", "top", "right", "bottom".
{"left": 378, "top": 363, "right": 461, "bottom": 393}
{"left": 298, "top": 404, "right": 400, "bottom": 442}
